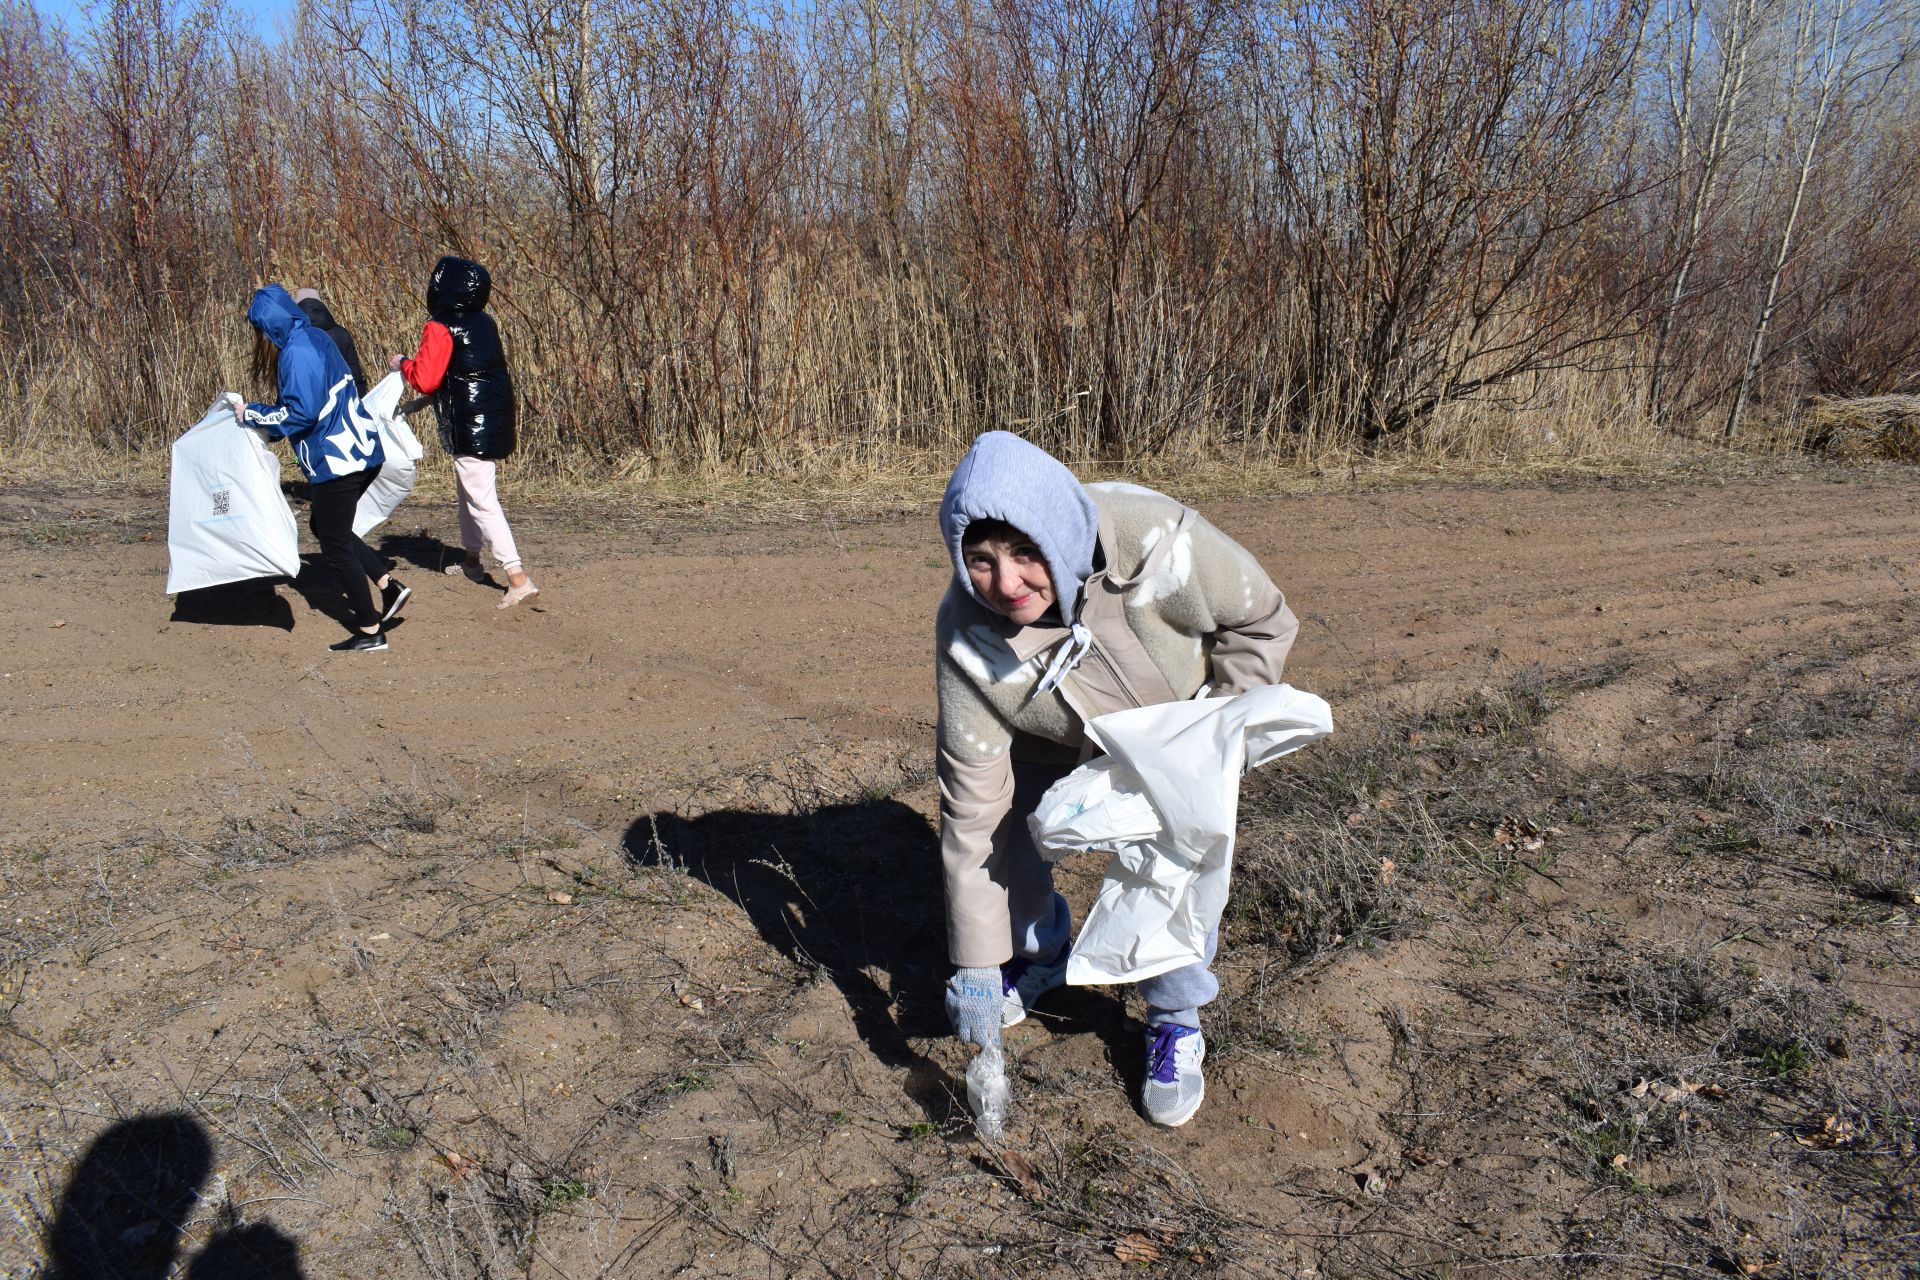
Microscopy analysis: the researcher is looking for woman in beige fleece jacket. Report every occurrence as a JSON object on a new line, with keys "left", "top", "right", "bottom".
{"left": 937, "top": 432, "right": 1298, "bottom": 1127}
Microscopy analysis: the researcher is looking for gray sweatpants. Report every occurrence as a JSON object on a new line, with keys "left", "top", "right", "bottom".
{"left": 1007, "top": 761, "right": 1218, "bottom": 1029}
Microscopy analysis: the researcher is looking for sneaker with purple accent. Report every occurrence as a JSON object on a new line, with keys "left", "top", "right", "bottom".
{"left": 1141, "top": 1024, "right": 1206, "bottom": 1127}
{"left": 1000, "top": 948, "right": 1069, "bottom": 1027}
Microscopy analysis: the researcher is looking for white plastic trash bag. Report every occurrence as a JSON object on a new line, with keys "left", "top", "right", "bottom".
{"left": 352, "top": 372, "right": 424, "bottom": 537}
{"left": 166, "top": 399, "right": 301, "bottom": 594}
{"left": 1029, "top": 684, "right": 1333, "bottom": 986}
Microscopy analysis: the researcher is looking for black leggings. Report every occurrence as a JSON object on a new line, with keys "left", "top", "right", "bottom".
{"left": 307, "top": 468, "right": 388, "bottom": 629}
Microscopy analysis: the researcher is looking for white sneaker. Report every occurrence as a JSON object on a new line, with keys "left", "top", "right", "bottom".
{"left": 498, "top": 580, "right": 539, "bottom": 609}
{"left": 1141, "top": 1025, "right": 1205, "bottom": 1127}
{"left": 1000, "top": 950, "right": 1070, "bottom": 1027}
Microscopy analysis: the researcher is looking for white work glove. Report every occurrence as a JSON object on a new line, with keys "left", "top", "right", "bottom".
{"left": 944, "top": 967, "right": 1004, "bottom": 1049}
{"left": 224, "top": 392, "right": 248, "bottom": 424}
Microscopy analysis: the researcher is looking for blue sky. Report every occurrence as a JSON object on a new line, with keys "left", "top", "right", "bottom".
{"left": 29, "top": 0, "right": 299, "bottom": 38}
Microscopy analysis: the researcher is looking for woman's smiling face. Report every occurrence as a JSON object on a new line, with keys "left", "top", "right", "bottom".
{"left": 964, "top": 528, "right": 1056, "bottom": 625}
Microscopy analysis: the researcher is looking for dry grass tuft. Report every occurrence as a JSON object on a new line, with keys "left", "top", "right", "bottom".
{"left": 1225, "top": 636, "right": 1918, "bottom": 1276}
{"left": 1799, "top": 394, "right": 1920, "bottom": 462}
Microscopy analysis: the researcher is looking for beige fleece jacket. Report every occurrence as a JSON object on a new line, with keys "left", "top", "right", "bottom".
{"left": 935, "top": 482, "right": 1298, "bottom": 966}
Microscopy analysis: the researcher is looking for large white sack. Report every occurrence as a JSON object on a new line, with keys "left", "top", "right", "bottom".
{"left": 1029, "top": 684, "right": 1333, "bottom": 986}
{"left": 353, "top": 372, "right": 425, "bottom": 537}
{"left": 166, "top": 400, "right": 301, "bottom": 594}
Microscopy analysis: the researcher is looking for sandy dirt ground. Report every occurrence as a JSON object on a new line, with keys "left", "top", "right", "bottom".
{"left": 7, "top": 470, "right": 1913, "bottom": 824}
{"left": 2, "top": 467, "right": 1917, "bottom": 1278}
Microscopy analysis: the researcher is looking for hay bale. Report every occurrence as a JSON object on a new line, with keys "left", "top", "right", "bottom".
{"left": 1802, "top": 395, "right": 1920, "bottom": 462}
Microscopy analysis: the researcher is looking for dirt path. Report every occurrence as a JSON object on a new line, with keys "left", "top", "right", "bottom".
{"left": 4, "top": 471, "right": 1914, "bottom": 831}
{"left": 3, "top": 468, "right": 1918, "bottom": 1279}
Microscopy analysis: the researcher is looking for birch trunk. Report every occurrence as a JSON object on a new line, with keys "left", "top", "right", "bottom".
{"left": 1724, "top": 0, "right": 1848, "bottom": 440}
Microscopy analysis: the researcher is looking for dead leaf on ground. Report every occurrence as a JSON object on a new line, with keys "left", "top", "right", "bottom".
{"left": 1113, "top": 1232, "right": 1163, "bottom": 1263}
{"left": 1492, "top": 816, "right": 1544, "bottom": 852}
{"left": 996, "top": 1148, "right": 1044, "bottom": 1201}
{"left": 1795, "top": 1114, "right": 1860, "bottom": 1148}
{"left": 546, "top": 890, "right": 573, "bottom": 905}
{"left": 1629, "top": 1077, "right": 1705, "bottom": 1104}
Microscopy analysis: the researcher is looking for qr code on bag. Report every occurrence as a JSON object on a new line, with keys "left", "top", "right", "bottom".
{"left": 211, "top": 488, "right": 231, "bottom": 516}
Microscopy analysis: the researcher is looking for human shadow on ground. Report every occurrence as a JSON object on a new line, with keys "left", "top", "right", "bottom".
{"left": 281, "top": 555, "right": 417, "bottom": 632}
{"left": 373, "top": 530, "right": 493, "bottom": 582}
{"left": 624, "top": 799, "right": 959, "bottom": 1112}
{"left": 281, "top": 555, "right": 355, "bottom": 628}
{"left": 181, "top": 1223, "right": 307, "bottom": 1280}
{"left": 41, "top": 1113, "right": 306, "bottom": 1280}
{"left": 169, "top": 579, "right": 294, "bottom": 630}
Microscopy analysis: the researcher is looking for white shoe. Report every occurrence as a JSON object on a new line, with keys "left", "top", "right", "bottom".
{"left": 1141, "top": 1025, "right": 1205, "bottom": 1127}
{"left": 498, "top": 580, "right": 539, "bottom": 609}
{"left": 1000, "top": 949, "right": 1070, "bottom": 1027}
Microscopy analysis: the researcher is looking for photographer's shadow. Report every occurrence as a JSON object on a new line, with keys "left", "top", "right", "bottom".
{"left": 42, "top": 1112, "right": 305, "bottom": 1280}
{"left": 624, "top": 797, "right": 954, "bottom": 1109}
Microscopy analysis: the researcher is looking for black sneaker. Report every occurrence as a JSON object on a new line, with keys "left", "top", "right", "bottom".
{"left": 380, "top": 578, "right": 412, "bottom": 622}
{"left": 330, "top": 630, "right": 389, "bottom": 653}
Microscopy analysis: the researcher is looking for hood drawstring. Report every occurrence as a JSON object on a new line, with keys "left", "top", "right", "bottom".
{"left": 1034, "top": 622, "right": 1094, "bottom": 698}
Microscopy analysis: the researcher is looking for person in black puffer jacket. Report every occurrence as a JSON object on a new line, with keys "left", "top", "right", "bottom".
{"left": 293, "top": 287, "right": 370, "bottom": 396}
{"left": 391, "top": 256, "right": 539, "bottom": 608}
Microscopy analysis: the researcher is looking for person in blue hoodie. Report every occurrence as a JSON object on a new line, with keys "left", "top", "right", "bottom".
{"left": 227, "top": 284, "right": 410, "bottom": 652}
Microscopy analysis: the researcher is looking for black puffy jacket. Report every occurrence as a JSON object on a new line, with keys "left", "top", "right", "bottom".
{"left": 426, "top": 256, "right": 517, "bottom": 460}
{"left": 296, "top": 296, "right": 370, "bottom": 397}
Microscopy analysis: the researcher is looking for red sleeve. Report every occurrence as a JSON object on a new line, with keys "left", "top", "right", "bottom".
{"left": 401, "top": 321, "right": 453, "bottom": 394}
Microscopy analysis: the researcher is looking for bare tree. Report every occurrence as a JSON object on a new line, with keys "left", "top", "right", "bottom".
{"left": 4, "top": 0, "right": 1919, "bottom": 468}
{"left": 1646, "top": 0, "right": 1760, "bottom": 422}
{"left": 1724, "top": 0, "right": 1914, "bottom": 438}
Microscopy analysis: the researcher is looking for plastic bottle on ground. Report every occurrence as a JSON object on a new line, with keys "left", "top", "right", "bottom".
{"left": 966, "top": 1041, "right": 1011, "bottom": 1139}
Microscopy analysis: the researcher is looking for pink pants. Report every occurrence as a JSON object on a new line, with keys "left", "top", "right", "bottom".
{"left": 454, "top": 456, "right": 522, "bottom": 573}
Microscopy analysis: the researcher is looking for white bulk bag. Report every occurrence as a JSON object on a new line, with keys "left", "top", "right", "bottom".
{"left": 352, "top": 372, "right": 425, "bottom": 537}
{"left": 166, "top": 399, "right": 301, "bottom": 594}
{"left": 1029, "top": 684, "right": 1333, "bottom": 986}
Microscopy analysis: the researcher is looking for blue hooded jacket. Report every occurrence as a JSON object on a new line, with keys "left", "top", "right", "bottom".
{"left": 242, "top": 284, "right": 384, "bottom": 483}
